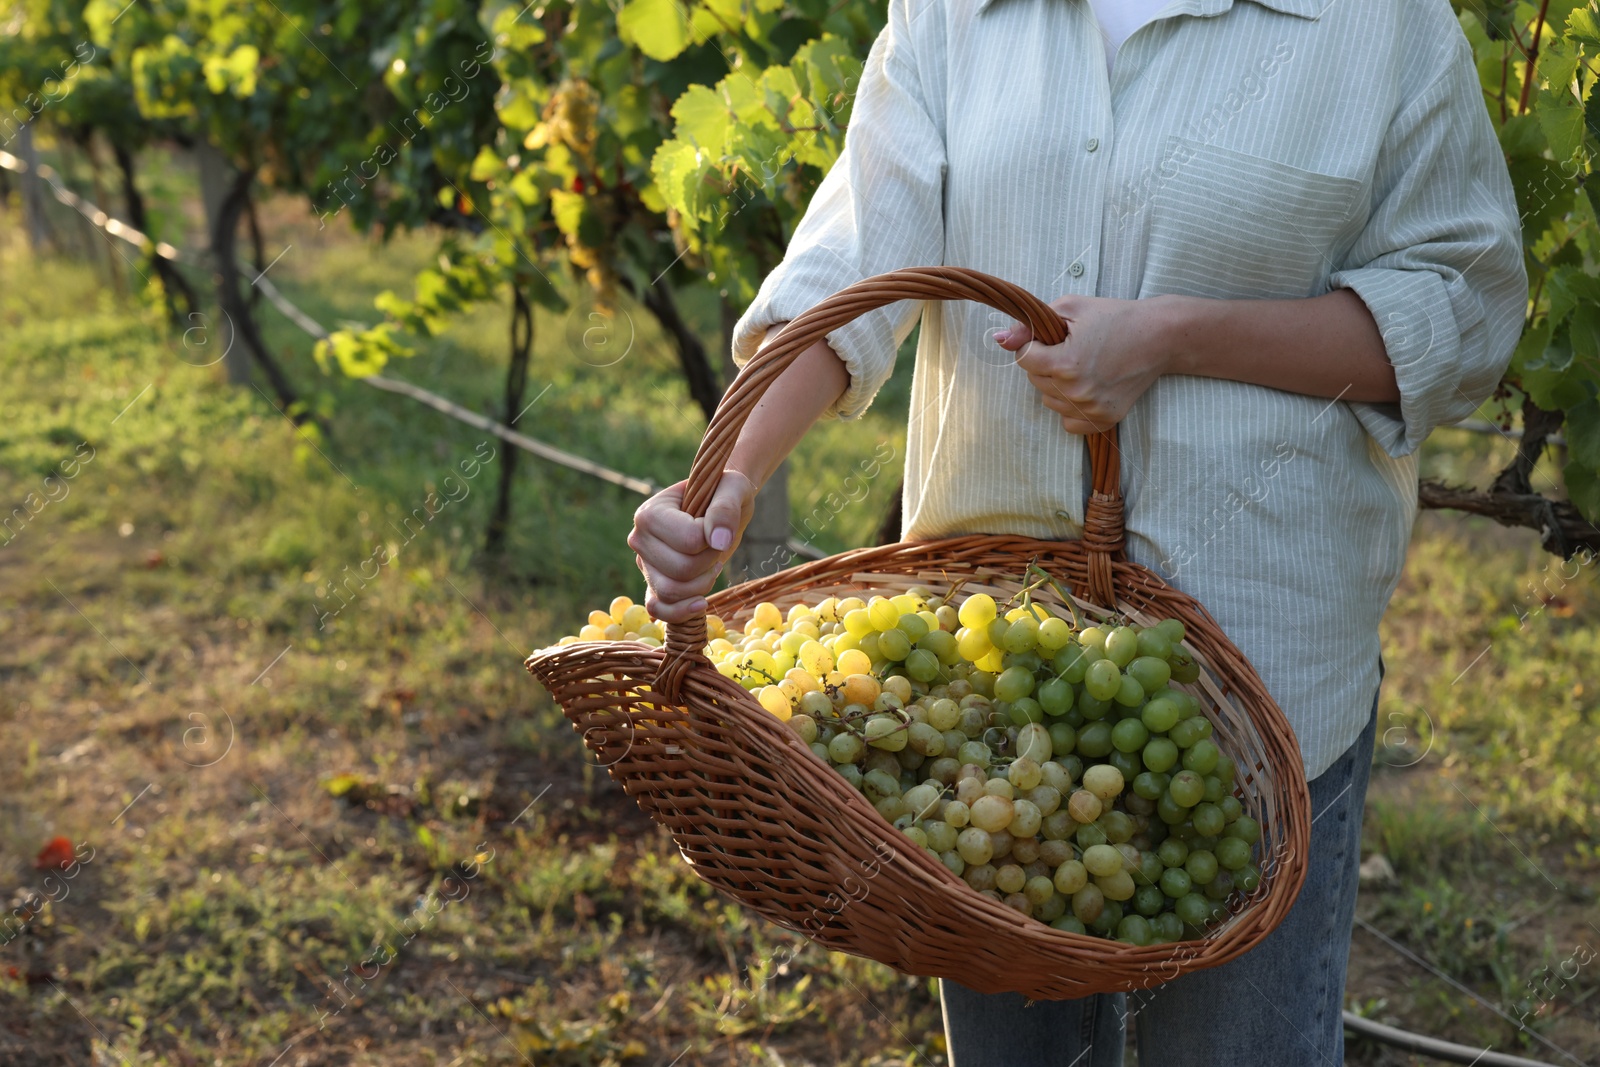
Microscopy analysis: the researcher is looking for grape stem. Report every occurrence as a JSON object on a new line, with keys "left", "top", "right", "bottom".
{"left": 1026, "top": 563, "right": 1086, "bottom": 631}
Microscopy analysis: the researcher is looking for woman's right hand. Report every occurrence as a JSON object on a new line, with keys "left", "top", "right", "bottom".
{"left": 627, "top": 469, "right": 759, "bottom": 623}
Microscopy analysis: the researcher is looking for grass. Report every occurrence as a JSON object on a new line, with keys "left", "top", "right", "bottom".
{"left": 0, "top": 179, "right": 1597, "bottom": 1065}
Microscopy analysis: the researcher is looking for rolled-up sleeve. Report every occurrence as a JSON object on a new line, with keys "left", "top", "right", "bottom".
{"left": 1333, "top": 37, "right": 1528, "bottom": 458}
{"left": 730, "top": 0, "right": 947, "bottom": 420}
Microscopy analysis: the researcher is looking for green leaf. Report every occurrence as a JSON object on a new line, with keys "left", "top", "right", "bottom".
{"left": 1567, "top": 3, "right": 1600, "bottom": 42}
{"left": 670, "top": 84, "right": 730, "bottom": 153}
{"left": 1567, "top": 397, "right": 1600, "bottom": 469}
{"left": 1546, "top": 265, "right": 1600, "bottom": 326}
{"left": 1570, "top": 302, "right": 1600, "bottom": 362}
{"left": 1562, "top": 458, "right": 1600, "bottom": 522}
{"left": 650, "top": 139, "right": 706, "bottom": 217}
{"left": 617, "top": 0, "right": 692, "bottom": 62}
{"left": 469, "top": 145, "right": 504, "bottom": 182}
{"left": 1537, "top": 99, "right": 1587, "bottom": 161}
{"left": 1499, "top": 114, "right": 1547, "bottom": 160}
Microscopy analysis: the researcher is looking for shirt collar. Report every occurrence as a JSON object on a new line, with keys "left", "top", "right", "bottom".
{"left": 976, "top": 0, "right": 1329, "bottom": 20}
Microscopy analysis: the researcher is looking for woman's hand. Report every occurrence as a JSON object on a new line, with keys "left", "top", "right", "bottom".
{"left": 995, "top": 294, "right": 1178, "bottom": 435}
{"left": 627, "top": 470, "right": 759, "bottom": 623}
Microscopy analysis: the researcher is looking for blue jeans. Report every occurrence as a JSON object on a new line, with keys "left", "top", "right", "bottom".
{"left": 940, "top": 667, "right": 1382, "bottom": 1067}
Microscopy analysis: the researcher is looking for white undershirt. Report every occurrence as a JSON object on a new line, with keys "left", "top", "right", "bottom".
{"left": 1087, "top": 0, "right": 1172, "bottom": 75}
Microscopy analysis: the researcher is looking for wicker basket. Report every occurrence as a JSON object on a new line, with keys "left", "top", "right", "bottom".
{"left": 525, "top": 267, "right": 1311, "bottom": 999}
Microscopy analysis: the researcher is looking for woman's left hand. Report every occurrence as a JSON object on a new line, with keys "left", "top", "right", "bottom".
{"left": 995, "top": 294, "right": 1176, "bottom": 436}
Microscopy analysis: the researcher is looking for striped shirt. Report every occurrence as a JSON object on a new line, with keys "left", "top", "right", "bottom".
{"left": 732, "top": 0, "right": 1527, "bottom": 778}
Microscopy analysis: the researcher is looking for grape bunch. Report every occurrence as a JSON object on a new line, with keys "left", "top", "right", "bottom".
{"left": 558, "top": 577, "right": 1264, "bottom": 945}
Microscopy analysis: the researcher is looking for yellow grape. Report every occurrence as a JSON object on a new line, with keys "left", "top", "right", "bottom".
{"left": 753, "top": 601, "right": 783, "bottom": 630}
{"left": 799, "top": 641, "right": 835, "bottom": 676}
{"left": 758, "top": 685, "right": 793, "bottom": 720}
{"left": 843, "top": 609, "right": 874, "bottom": 638}
{"left": 579, "top": 624, "right": 606, "bottom": 641}
{"left": 588, "top": 610, "right": 612, "bottom": 629}
{"left": 608, "top": 596, "right": 634, "bottom": 622}
{"left": 867, "top": 597, "right": 900, "bottom": 632}
{"left": 836, "top": 648, "right": 872, "bottom": 676}
{"left": 957, "top": 593, "right": 997, "bottom": 630}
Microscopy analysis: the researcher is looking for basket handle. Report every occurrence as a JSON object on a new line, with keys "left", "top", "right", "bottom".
{"left": 657, "top": 266, "right": 1126, "bottom": 700}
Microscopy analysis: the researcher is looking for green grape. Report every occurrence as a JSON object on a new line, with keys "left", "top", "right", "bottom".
{"left": 919, "top": 629, "right": 960, "bottom": 664}
{"left": 1184, "top": 849, "right": 1218, "bottom": 885}
{"left": 1127, "top": 656, "right": 1172, "bottom": 693}
{"left": 1140, "top": 696, "right": 1182, "bottom": 734}
{"left": 1156, "top": 792, "right": 1191, "bottom": 825}
{"left": 1182, "top": 739, "right": 1220, "bottom": 776}
{"left": 1038, "top": 677, "right": 1074, "bottom": 716}
{"left": 858, "top": 632, "right": 882, "bottom": 662}
{"left": 1083, "top": 843, "right": 1122, "bottom": 877}
{"left": 1159, "top": 867, "right": 1192, "bottom": 898}
{"left": 1202, "top": 775, "right": 1225, "bottom": 803}
{"left": 1169, "top": 717, "right": 1206, "bottom": 749}
{"left": 1142, "top": 737, "right": 1179, "bottom": 774}
{"left": 1111, "top": 718, "right": 1150, "bottom": 753}
{"left": 865, "top": 715, "right": 908, "bottom": 751}
{"left": 1077, "top": 688, "right": 1113, "bottom": 720}
{"left": 1055, "top": 753, "right": 1084, "bottom": 784}
{"left": 1008, "top": 697, "right": 1044, "bottom": 724}
{"left": 1214, "top": 754, "right": 1237, "bottom": 790}
{"left": 1174, "top": 892, "right": 1211, "bottom": 927}
{"left": 1105, "top": 747, "right": 1139, "bottom": 782}
{"left": 1216, "top": 838, "right": 1254, "bottom": 870}
{"left": 1051, "top": 645, "right": 1091, "bottom": 684}
{"left": 1003, "top": 650, "right": 1044, "bottom": 673}
{"left": 829, "top": 732, "right": 864, "bottom": 764}
{"left": 1151, "top": 912, "right": 1184, "bottom": 942}
{"left": 1098, "top": 810, "right": 1134, "bottom": 844}
{"left": 1114, "top": 675, "right": 1147, "bottom": 707}
{"left": 898, "top": 612, "right": 930, "bottom": 642}
{"left": 1192, "top": 802, "right": 1226, "bottom": 837}
{"left": 1133, "top": 886, "right": 1166, "bottom": 919}
{"left": 1053, "top": 859, "right": 1089, "bottom": 894}
{"left": 1035, "top": 893, "right": 1068, "bottom": 923}
{"left": 1104, "top": 627, "right": 1139, "bottom": 667}
{"left": 1025, "top": 874, "right": 1057, "bottom": 907}
{"left": 878, "top": 629, "right": 912, "bottom": 661}
{"left": 1038, "top": 617, "right": 1074, "bottom": 654}
{"left": 1047, "top": 722, "right": 1077, "bottom": 755}
{"left": 1236, "top": 865, "right": 1261, "bottom": 893}
{"left": 1132, "top": 771, "right": 1169, "bottom": 801}
{"left": 994, "top": 666, "right": 1034, "bottom": 702}
{"left": 1071, "top": 883, "right": 1105, "bottom": 924}
{"left": 1135, "top": 629, "right": 1172, "bottom": 660}
{"left": 1075, "top": 822, "right": 1109, "bottom": 849}
{"left": 957, "top": 740, "right": 993, "bottom": 767}
{"left": 1090, "top": 899, "right": 1124, "bottom": 935}
{"left": 1154, "top": 618, "right": 1186, "bottom": 646}
{"left": 1077, "top": 626, "right": 1108, "bottom": 652}
{"left": 1084, "top": 659, "right": 1122, "bottom": 702}
{"left": 1225, "top": 815, "right": 1261, "bottom": 845}
{"left": 1220, "top": 795, "right": 1243, "bottom": 822}
{"left": 1076, "top": 721, "right": 1114, "bottom": 758}
{"left": 905, "top": 648, "right": 941, "bottom": 682}
{"left": 1170, "top": 648, "right": 1201, "bottom": 684}
{"left": 956, "top": 827, "right": 995, "bottom": 865}
{"left": 1203, "top": 869, "right": 1235, "bottom": 901}
{"left": 836, "top": 764, "right": 864, "bottom": 789}
{"left": 1135, "top": 853, "right": 1165, "bottom": 887}
{"left": 863, "top": 768, "right": 901, "bottom": 801}
{"left": 1116, "top": 914, "right": 1153, "bottom": 945}
{"left": 1052, "top": 915, "right": 1088, "bottom": 934}
{"left": 1168, "top": 770, "right": 1205, "bottom": 807}
{"left": 1156, "top": 837, "right": 1189, "bottom": 868}
{"left": 1002, "top": 617, "right": 1040, "bottom": 654}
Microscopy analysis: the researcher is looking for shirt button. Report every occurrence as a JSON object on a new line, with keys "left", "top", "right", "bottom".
{"left": 1085, "top": 137, "right": 1099, "bottom": 152}
{"left": 1069, "top": 261, "right": 1085, "bottom": 277}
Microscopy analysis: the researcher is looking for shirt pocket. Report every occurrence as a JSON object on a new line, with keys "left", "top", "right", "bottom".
{"left": 1140, "top": 138, "right": 1364, "bottom": 300}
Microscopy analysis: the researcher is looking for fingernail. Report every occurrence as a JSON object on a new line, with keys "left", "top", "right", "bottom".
{"left": 710, "top": 527, "right": 732, "bottom": 551}
{"left": 993, "top": 329, "right": 1010, "bottom": 344}
{"left": 689, "top": 598, "right": 708, "bottom": 613}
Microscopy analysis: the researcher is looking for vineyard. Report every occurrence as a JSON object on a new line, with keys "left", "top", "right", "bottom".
{"left": 1, "top": 0, "right": 1599, "bottom": 1064}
